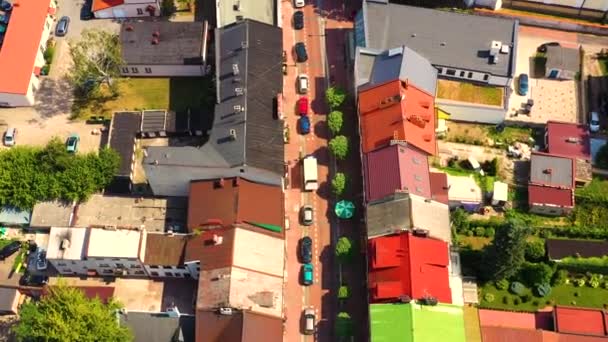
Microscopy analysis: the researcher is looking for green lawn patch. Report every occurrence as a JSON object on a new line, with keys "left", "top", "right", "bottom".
{"left": 576, "top": 178, "right": 608, "bottom": 203}
{"left": 12, "top": 247, "right": 27, "bottom": 273}
{"left": 486, "top": 126, "right": 533, "bottom": 145}
{"left": 599, "top": 58, "right": 608, "bottom": 76}
{"left": 437, "top": 79, "right": 503, "bottom": 106}
{"left": 458, "top": 235, "right": 491, "bottom": 250}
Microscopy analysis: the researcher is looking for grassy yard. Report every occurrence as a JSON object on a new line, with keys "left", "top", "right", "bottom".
{"left": 437, "top": 80, "right": 503, "bottom": 106}
{"left": 496, "top": 8, "right": 608, "bottom": 26}
{"left": 445, "top": 122, "right": 533, "bottom": 147}
{"left": 458, "top": 235, "right": 491, "bottom": 250}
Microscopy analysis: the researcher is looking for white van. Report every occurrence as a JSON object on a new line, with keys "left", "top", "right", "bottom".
{"left": 297, "top": 74, "right": 309, "bottom": 94}
{"left": 3, "top": 127, "right": 16, "bottom": 146}
{"left": 303, "top": 308, "right": 315, "bottom": 335}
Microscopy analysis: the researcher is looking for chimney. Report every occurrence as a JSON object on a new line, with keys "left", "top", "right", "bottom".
{"left": 233, "top": 177, "right": 239, "bottom": 187}
{"left": 215, "top": 178, "right": 225, "bottom": 188}
{"left": 151, "top": 38, "right": 159, "bottom": 45}
{"left": 152, "top": 30, "right": 160, "bottom": 38}
{"left": 229, "top": 129, "right": 237, "bottom": 140}
{"left": 212, "top": 234, "right": 223, "bottom": 245}
{"left": 544, "top": 168, "right": 553, "bottom": 174}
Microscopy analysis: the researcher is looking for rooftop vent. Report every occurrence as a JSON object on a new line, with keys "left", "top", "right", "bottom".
{"left": 215, "top": 178, "right": 225, "bottom": 188}
{"left": 408, "top": 115, "right": 427, "bottom": 129}
{"left": 490, "top": 40, "right": 502, "bottom": 56}
{"left": 411, "top": 33, "right": 416, "bottom": 37}
{"left": 151, "top": 38, "right": 159, "bottom": 45}
{"left": 566, "top": 137, "right": 579, "bottom": 143}
{"left": 240, "top": 41, "right": 248, "bottom": 49}
{"left": 152, "top": 30, "right": 160, "bottom": 38}
{"left": 60, "top": 239, "right": 70, "bottom": 250}
{"left": 236, "top": 15, "right": 244, "bottom": 21}
{"left": 229, "top": 128, "right": 237, "bottom": 140}
{"left": 233, "top": 1, "right": 241, "bottom": 11}
{"left": 235, "top": 87, "right": 244, "bottom": 96}
{"left": 500, "top": 44, "right": 510, "bottom": 54}
{"left": 213, "top": 234, "right": 224, "bottom": 245}
{"left": 218, "top": 307, "right": 233, "bottom": 315}
{"left": 125, "top": 25, "right": 134, "bottom": 31}
{"left": 440, "top": 42, "right": 446, "bottom": 47}
{"left": 544, "top": 168, "right": 553, "bottom": 174}
{"left": 379, "top": 95, "right": 400, "bottom": 108}
{"left": 387, "top": 47, "right": 403, "bottom": 57}
{"left": 232, "top": 63, "right": 239, "bottom": 76}
{"left": 233, "top": 177, "right": 240, "bottom": 186}
{"left": 233, "top": 105, "right": 243, "bottom": 113}
{"left": 420, "top": 101, "right": 431, "bottom": 109}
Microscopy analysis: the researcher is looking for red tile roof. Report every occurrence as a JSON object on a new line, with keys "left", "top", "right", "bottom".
{"left": 0, "top": 0, "right": 52, "bottom": 95}
{"left": 187, "top": 177, "right": 283, "bottom": 231}
{"left": 184, "top": 227, "right": 235, "bottom": 266}
{"left": 528, "top": 185, "right": 574, "bottom": 208}
{"left": 368, "top": 231, "right": 451, "bottom": 303}
{"left": 364, "top": 144, "right": 431, "bottom": 202}
{"left": 546, "top": 121, "right": 590, "bottom": 161}
{"left": 481, "top": 326, "right": 544, "bottom": 342}
{"left": 554, "top": 306, "right": 608, "bottom": 337}
{"left": 358, "top": 80, "right": 436, "bottom": 155}
{"left": 478, "top": 309, "right": 542, "bottom": 330}
{"left": 92, "top": 0, "right": 124, "bottom": 12}
{"left": 195, "top": 310, "right": 283, "bottom": 342}
{"left": 429, "top": 172, "right": 449, "bottom": 205}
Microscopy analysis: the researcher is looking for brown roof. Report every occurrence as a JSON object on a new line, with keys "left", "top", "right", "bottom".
{"left": 187, "top": 177, "right": 284, "bottom": 231}
{"left": 184, "top": 227, "right": 236, "bottom": 266}
{"left": 195, "top": 309, "right": 282, "bottom": 342}
{"left": 429, "top": 172, "right": 449, "bottom": 205}
{"left": 144, "top": 233, "right": 188, "bottom": 266}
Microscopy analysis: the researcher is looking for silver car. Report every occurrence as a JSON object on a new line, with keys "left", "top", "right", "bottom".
{"left": 303, "top": 308, "right": 315, "bottom": 335}
{"left": 300, "top": 205, "right": 313, "bottom": 226}
{"left": 3, "top": 127, "right": 16, "bottom": 146}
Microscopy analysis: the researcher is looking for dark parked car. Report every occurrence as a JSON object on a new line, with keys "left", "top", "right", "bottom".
{"left": 36, "top": 250, "right": 48, "bottom": 271}
{"left": 19, "top": 273, "right": 49, "bottom": 287}
{"left": 537, "top": 42, "right": 560, "bottom": 53}
{"left": 0, "top": 241, "right": 21, "bottom": 260}
{"left": 294, "top": 11, "right": 304, "bottom": 30}
{"left": 55, "top": 16, "right": 70, "bottom": 37}
{"left": 299, "top": 116, "right": 311, "bottom": 135}
{"left": 81, "top": 1, "right": 94, "bottom": 20}
{"left": 299, "top": 237, "right": 312, "bottom": 263}
{"left": 295, "top": 42, "right": 308, "bottom": 63}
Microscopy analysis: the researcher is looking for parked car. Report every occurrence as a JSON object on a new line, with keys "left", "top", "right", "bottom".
{"left": 517, "top": 73, "right": 529, "bottom": 96}
{"left": 589, "top": 111, "right": 600, "bottom": 133}
{"left": 55, "top": 16, "right": 70, "bottom": 37}
{"left": 81, "top": 1, "right": 94, "bottom": 20}
{"left": 294, "top": 0, "right": 305, "bottom": 8}
{"left": 297, "top": 74, "right": 309, "bottom": 94}
{"left": 299, "top": 116, "right": 311, "bottom": 135}
{"left": 19, "top": 273, "right": 49, "bottom": 287}
{"left": 301, "top": 263, "right": 313, "bottom": 285}
{"left": 298, "top": 97, "right": 309, "bottom": 116}
{"left": 294, "top": 11, "right": 304, "bottom": 30}
{"left": 3, "top": 127, "right": 16, "bottom": 146}
{"left": 36, "top": 250, "right": 47, "bottom": 271}
{"left": 299, "top": 237, "right": 312, "bottom": 263}
{"left": 300, "top": 205, "right": 313, "bottom": 225}
{"left": 295, "top": 42, "right": 308, "bottom": 63}
{"left": 303, "top": 308, "right": 316, "bottom": 335}
{"left": 537, "top": 42, "right": 560, "bottom": 53}
{"left": 66, "top": 133, "right": 80, "bottom": 153}
{"left": 0, "top": 241, "right": 21, "bottom": 260}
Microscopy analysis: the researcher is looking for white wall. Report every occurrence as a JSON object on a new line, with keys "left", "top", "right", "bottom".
{"left": 94, "top": 2, "right": 160, "bottom": 19}
{"left": 50, "top": 257, "right": 146, "bottom": 276}
{"left": 144, "top": 265, "right": 191, "bottom": 278}
{"left": 120, "top": 64, "right": 207, "bottom": 77}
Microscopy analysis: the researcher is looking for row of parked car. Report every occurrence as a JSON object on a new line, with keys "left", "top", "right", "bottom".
{"left": 2, "top": 127, "right": 80, "bottom": 152}
{"left": 0, "top": 240, "right": 49, "bottom": 286}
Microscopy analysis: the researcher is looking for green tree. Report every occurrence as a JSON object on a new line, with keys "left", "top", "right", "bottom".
{"left": 329, "top": 135, "right": 349, "bottom": 160}
{"left": 482, "top": 218, "right": 529, "bottom": 281}
{"left": 335, "top": 312, "right": 353, "bottom": 337}
{"left": 595, "top": 143, "right": 608, "bottom": 169}
{"left": 327, "top": 110, "right": 344, "bottom": 135}
{"left": 520, "top": 262, "right": 554, "bottom": 286}
{"left": 451, "top": 208, "right": 469, "bottom": 233}
{"left": 13, "top": 284, "right": 132, "bottom": 342}
{"left": 335, "top": 236, "right": 353, "bottom": 263}
{"left": 552, "top": 269, "right": 569, "bottom": 286}
{"left": 331, "top": 173, "right": 346, "bottom": 196}
{"left": 325, "top": 86, "right": 347, "bottom": 110}
{"left": 68, "top": 29, "right": 123, "bottom": 98}
{"left": 338, "top": 285, "right": 350, "bottom": 300}
{"left": 524, "top": 240, "right": 546, "bottom": 262}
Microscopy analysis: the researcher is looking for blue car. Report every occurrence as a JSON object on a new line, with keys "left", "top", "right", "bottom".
{"left": 301, "top": 263, "right": 313, "bottom": 285}
{"left": 299, "top": 116, "right": 311, "bottom": 135}
{"left": 518, "top": 74, "right": 529, "bottom": 96}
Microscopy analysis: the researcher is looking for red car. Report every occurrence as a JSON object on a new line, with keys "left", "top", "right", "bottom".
{"left": 298, "top": 97, "right": 308, "bottom": 116}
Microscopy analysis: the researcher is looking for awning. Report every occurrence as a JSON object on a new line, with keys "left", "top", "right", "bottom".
{"left": 246, "top": 222, "right": 282, "bottom": 233}
{"left": 436, "top": 107, "right": 451, "bottom": 120}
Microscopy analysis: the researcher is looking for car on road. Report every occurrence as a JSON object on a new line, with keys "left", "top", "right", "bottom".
{"left": 300, "top": 205, "right": 313, "bottom": 225}
{"left": 301, "top": 263, "right": 313, "bottom": 285}
{"left": 303, "top": 308, "right": 316, "bottom": 335}
{"left": 66, "top": 133, "right": 80, "bottom": 153}
{"left": 295, "top": 42, "right": 308, "bottom": 63}
{"left": 298, "top": 97, "right": 308, "bottom": 115}
{"left": 36, "top": 250, "right": 47, "bottom": 271}
{"left": 537, "top": 42, "right": 560, "bottom": 53}
{"left": 19, "top": 273, "right": 49, "bottom": 287}
{"left": 294, "top": 0, "right": 305, "bottom": 8}
{"left": 3, "top": 127, "right": 16, "bottom": 146}
{"left": 0, "top": 241, "right": 21, "bottom": 260}
{"left": 299, "top": 116, "right": 311, "bottom": 135}
{"left": 517, "top": 73, "right": 529, "bottom": 96}
{"left": 297, "top": 74, "right": 309, "bottom": 94}
{"left": 299, "top": 237, "right": 312, "bottom": 263}
{"left": 55, "top": 16, "right": 70, "bottom": 37}
{"left": 589, "top": 111, "right": 600, "bottom": 133}
{"left": 294, "top": 11, "right": 304, "bottom": 30}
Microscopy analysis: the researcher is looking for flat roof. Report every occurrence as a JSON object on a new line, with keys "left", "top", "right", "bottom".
{"left": 362, "top": 2, "right": 517, "bottom": 77}
{"left": 0, "top": 0, "right": 52, "bottom": 94}
{"left": 409, "top": 194, "right": 451, "bottom": 243}
{"left": 108, "top": 112, "right": 141, "bottom": 177}
{"left": 218, "top": 0, "right": 275, "bottom": 27}
{"left": 86, "top": 229, "right": 144, "bottom": 259}
{"left": 30, "top": 200, "right": 74, "bottom": 228}
{"left": 446, "top": 174, "right": 483, "bottom": 203}
{"left": 46, "top": 227, "right": 88, "bottom": 261}
{"left": 530, "top": 152, "right": 574, "bottom": 188}
{"left": 546, "top": 45, "right": 580, "bottom": 73}
{"left": 546, "top": 121, "right": 591, "bottom": 161}
{"left": 493, "top": 181, "right": 508, "bottom": 202}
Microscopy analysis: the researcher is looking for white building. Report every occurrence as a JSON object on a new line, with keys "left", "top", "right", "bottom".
{"left": 92, "top": 0, "right": 159, "bottom": 19}
{"left": 143, "top": 233, "right": 191, "bottom": 278}
{"left": 0, "top": 0, "right": 55, "bottom": 107}
{"left": 46, "top": 227, "right": 148, "bottom": 277}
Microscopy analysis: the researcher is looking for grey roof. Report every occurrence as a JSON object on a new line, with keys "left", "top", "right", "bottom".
{"left": 119, "top": 311, "right": 195, "bottom": 342}
{"left": 120, "top": 22, "right": 204, "bottom": 65}
{"left": 366, "top": 192, "right": 412, "bottom": 238}
{"left": 143, "top": 20, "right": 284, "bottom": 197}
{"left": 108, "top": 112, "right": 140, "bottom": 177}
{"left": 0, "top": 206, "right": 30, "bottom": 225}
{"left": 356, "top": 46, "right": 437, "bottom": 95}
{"left": 362, "top": 2, "right": 518, "bottom": 77}
{"left": 530, "top": 153, "right": 574, "bottom": 188}
{"left": 30, "top": 200, "right": 74, "bottom": 228}
{"left": 546, "top": 46, "right": 580, "bottom": 72}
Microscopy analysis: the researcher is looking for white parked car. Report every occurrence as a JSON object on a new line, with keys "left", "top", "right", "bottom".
{"left": 3, "top": 127, "right": 16, "bottom": 146}
{"left": 297, "top": 74, "right": 309, "bottom": 94}
{"left": 589, "top": 111, "right": 600, "bottom": 133}
{"left": 294, "top": 0, "right": 305, "bottom": 8}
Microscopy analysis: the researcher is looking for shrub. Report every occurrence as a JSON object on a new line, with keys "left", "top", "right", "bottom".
{"left": 327, "top": 111, "right": 344, "bottom": 135}
{"left": 532, "top": 300, "right": 540, "bottom": 306}
{"left": 509, "top": 282, "right": 526, "bottom": 296}
{"left": 495, "top": 279, "right": 509, "bottom": 290}
{"left": 513, "top": 298, "right": 521, "bottom": 305}
{"left": 574, "top": 291, "right": 580, "bottom": 297}
{"left": 475, "top": 227, "right": 486, "bottom": 237}
{"left": 484, "top": 227, "right": 496, "bottom": 238}
{"left": 451, "top": 208, "right": 470, "bottom": 233}
{"left": 524, "top": 240, "right": 546, "bottom": 262}
{"left": 552, "top": 269, "right": 569, "bottom": 286}
{"left": 502, "top": 296, "right": 510, "bottom": 304}
{"left": 335, "top": 237, "right": 353, "bottom": 263}
{"left": 335, "top": 312, "right": 353, "bottom": 337}
{"left": 325, "top": 87, "right": 347, "bottom": 110}
{"left": 484, "top": 293, "right": 495, "bottom": 303}
{"left": 535, "top": 283, "right": 551, "bottom": 297}
{"left": 589, "top": 274, "right": 601, "bottom": 288}
{"left": 338, "top": 285, "right": 350, "bottom": 300}
{"left": 328, "top": 135, "right": 349, "bottom": 160}
{"left": 331, "top": 173, "right": 346, "bottom": 196}
{"left": 603, "top": 281, "right": 608, "bottom": 289}
{"left": 521, "top": 294, "right": 531, "bottom": 303}
{"left": 465, "top": 230, "right": 474, "bottom": 237}
{"left": 520, "top": 262, "right": 554, "bottom": 287}
{"left": 575, "top": 278, "right": 586, "bottom": 287}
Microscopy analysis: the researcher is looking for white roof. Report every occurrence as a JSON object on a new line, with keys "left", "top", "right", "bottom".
{"left": 409, "top": 194, "right": 451, "bottom": 243}
{"left": 303, "top": 156, "right": 318, "bottom": 180}
{"left": 86, "top": 229, "right": 145, "bottom": 259}
{"left": 446, "top": 174, "right": 483, "bottom": 203}
{"left": 46, "top": 227, "right": 88, "bottom": 261}
{"left": 493, "top": 181, "right": 508, "bottom": 202}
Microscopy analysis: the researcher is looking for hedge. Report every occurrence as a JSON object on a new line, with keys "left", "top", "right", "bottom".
{"left": 556, "top": 256, "right": 608, "bottom": 275}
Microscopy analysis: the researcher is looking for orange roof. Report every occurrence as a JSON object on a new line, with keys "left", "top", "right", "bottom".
{"left": 358, "top": 79, "right": 436, "bottom": 155}
{"left": 0, "top": 0, "right": 53, "bottom": 94}
{"left": 92, "top": 0, "right": 124, "bottom": 12}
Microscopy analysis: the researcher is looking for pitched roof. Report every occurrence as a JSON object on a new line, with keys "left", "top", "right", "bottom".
{"left": 120, "top": 22, "right": 205, "bottom": 65}
{"left": 92, "top": 0, "right": 123, "bottom": 11}
{"left": 368, "top": 232, "right": 452, "bottom": 303}
{"left": 528, "top": 185, "right": 574, "bottom": 208}
{"left": 360, "top": 2, "right": 517, "bottom": 77}
{"left": 554, "top": 306, "right": 608, "bottom": 337}
{"left": 195, "top": 310, "right": 283, "bottom": 342}
{"left": 184, "top": 226, "right": 235, "bottom": 265}
{"left": 546, "top": 238, "right": 608, "bottom": 260}
{"left": 364, "top": 144, "right": 432, "bottom": 202}
{"left": 478, "top": 309, "right": 540, "bottom": 330}
{"left": 366, "top": 192, "right": 412, "bottom": 239}
{"left": 481, "top": 326, "right": 544, "bottom": 342}
{"left": 429, "top": 172, "right": 449, "bottom": 205}
{"left": 546, "top": 46, "right": 580, "bottom": 73}
{"left": 118, "top": 311, "right": 195, "bottom": 342}
{"left": 143, "top": 233, "right": 188, "bottom": 266}
{"left": 546, "top": 121, "right": 591, "bottom": 161}
{"left": 187, "top": 177, "right": 283, "bottom": 231}
{"left": 359, "top": 80, "right": 436, "bottom": 155}
{"left": 0, "top": 0, "right": 52, "bottom": 95}
{"left": 530, "top": 152, "right": 575, "bottom": 188}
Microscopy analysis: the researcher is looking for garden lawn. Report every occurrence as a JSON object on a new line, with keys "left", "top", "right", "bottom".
{"left": 458, "top": 235, "right": 491, "bottom": 250}
{"left": 437, "top": 80, "right": 503, "bottom": 106}
{"left": 479, "top": 283, "right": 608, "bottom": 312}
{"left": 576, "top": 178, "right": 608, "bottom": 203}
{"left": 485, "top": 126, "right": 533, "bottom": 145}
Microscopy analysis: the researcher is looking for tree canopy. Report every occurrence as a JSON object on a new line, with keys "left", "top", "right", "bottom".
{"left": 325, "top": 87, "right": 347, "bottom": 110}
{"left": 332, "top": 173, "right": 346, "bottom": 196}
{"left": 0, "top": 138, "right": 120, "bottom": 209}
{"left": 482, "top": 218, "right": 529, "bottom": 281}
{"left": 329, "top": 135, "right": 349, "bottom": 160}
{"left": 13, "top": 285, "right": 132, "bottom": 342}
{"left": 327, "top": 110, "right": 344, "bottom": 135}
{"left": 335, "top": 236, "right": 353, "bottom": 263}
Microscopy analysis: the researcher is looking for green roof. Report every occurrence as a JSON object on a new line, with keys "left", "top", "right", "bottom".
{"left": 370, "top": 303, "right": 466, "bottom": 342}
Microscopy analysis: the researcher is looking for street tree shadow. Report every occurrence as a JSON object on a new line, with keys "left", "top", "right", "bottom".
{"left": 33, "top": 76, "right": 75, "bottom": 119}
